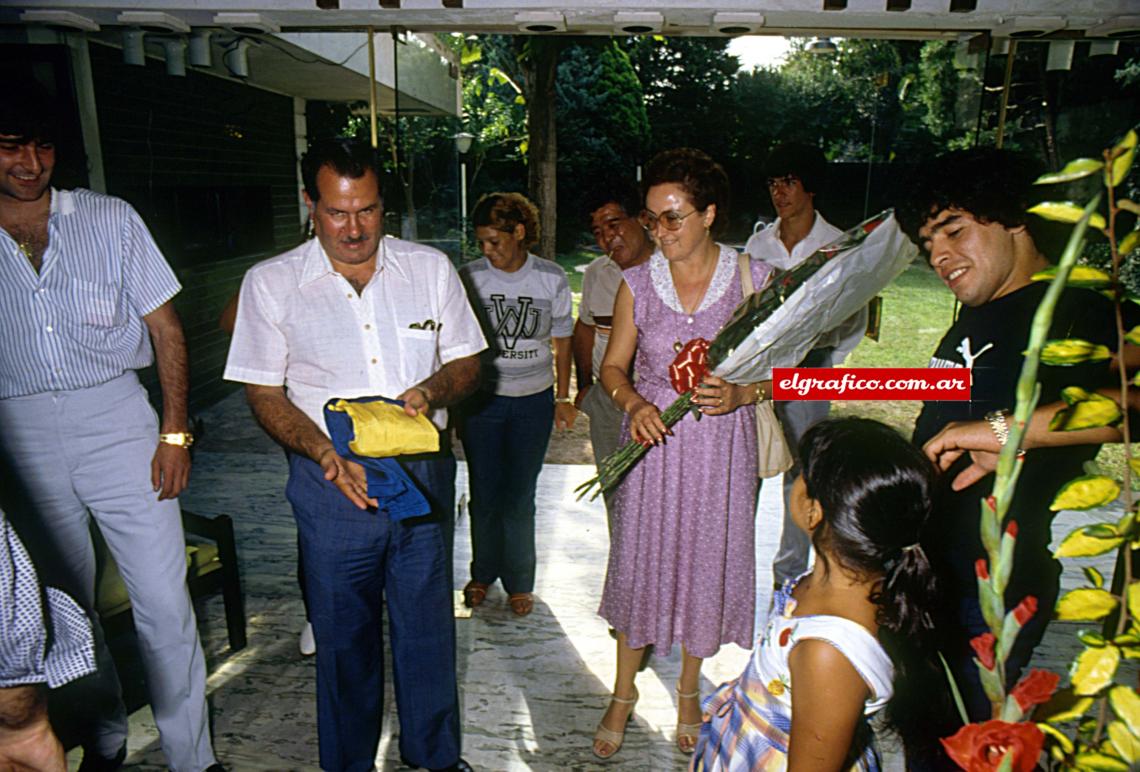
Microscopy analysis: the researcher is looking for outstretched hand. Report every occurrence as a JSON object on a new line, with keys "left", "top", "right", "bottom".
{"left": 318, "top": 448, "right": 378, "bottom": 509}
{"left": 923, "top": 420, "right": 1000, "bottom": 491}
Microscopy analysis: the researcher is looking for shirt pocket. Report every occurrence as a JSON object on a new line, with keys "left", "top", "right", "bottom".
{"left": 396, "top": 327, "right": 438, "bottom": 382}
{"left": 63, "top": 278, "right": 121, "bottom": 328}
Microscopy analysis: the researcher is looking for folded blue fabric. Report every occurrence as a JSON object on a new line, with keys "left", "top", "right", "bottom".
{"left": 323, "top": 396, "right": 431, "bottom": 521}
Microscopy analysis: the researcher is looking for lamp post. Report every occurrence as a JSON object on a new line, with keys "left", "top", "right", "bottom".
{"left": 454, "top": 132, "right": 474, "bottom": 260}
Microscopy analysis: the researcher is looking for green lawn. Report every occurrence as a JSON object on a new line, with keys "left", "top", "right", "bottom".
{"left": 833, "top": 262, "right": 955, "bottom": 434}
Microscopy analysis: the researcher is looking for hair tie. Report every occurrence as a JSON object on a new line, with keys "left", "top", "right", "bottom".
{"left": 884, "top": 543, "right": 923, "bottom": 574}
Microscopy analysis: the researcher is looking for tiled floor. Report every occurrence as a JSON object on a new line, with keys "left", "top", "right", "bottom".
{"left": 66, "top": 391, "right": 1121, "bottom": 771}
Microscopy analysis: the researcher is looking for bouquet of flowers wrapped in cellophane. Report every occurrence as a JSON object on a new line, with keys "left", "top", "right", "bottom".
{"left": 575, "top": 209, "right": 916, "bottom": 500}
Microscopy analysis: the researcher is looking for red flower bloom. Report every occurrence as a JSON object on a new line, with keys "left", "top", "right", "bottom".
{"left": 1010, "top": 669, "right": 1060, "bottom": 712}
{"left": 941, "top": 720, "right": 1045, "bottom": 772}
{"left": 1005, "top": 520, "right": 1018, "bottom": 538}
{"left": 985, "top": 495, "right": 997, "bottom": 512}
{"left": 970, "top": 632, "right": 997, "bottom": 671}
{"left": 975, "top": 559, "right": 989, "bottom": 581}
{"left": 668, "top": 338, "right": 710, "bottom": 395}
{"left": 1012, "top": 596, "right": 1038, "bottom": 626}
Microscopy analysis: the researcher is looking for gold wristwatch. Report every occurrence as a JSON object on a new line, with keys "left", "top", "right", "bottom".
{"left": 159, "top": 432, "right": 195, "bottom": 449}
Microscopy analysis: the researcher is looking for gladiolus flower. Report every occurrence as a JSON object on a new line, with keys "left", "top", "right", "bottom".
{"left": 985, "top": 495, "right": 997, "bottom": 512}
{"left": 1005, "top": 520, "right": 1018, "bottom": 538}
{"left": 1012, "top": 596, "right": 1038, "bottom": 626}
{"left": 975, "top": 559, "right": 989, "bottom": 581}
{"left": 941, "top": 720, "right": 1045, "bottom": 772}
{"left": 970, "top": 632, "right": 997, "bottom": 671}
{"left": 1010, "top": 669, "right": 1060, "bottom": 712}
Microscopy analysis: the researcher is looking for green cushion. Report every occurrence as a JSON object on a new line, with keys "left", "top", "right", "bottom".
{"left": 96, "top": 541, "right": 222, "bottom": 617}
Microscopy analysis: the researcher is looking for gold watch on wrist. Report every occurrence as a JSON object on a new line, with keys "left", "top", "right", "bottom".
{"left": 159, "top": 432, "right": 195, "bottom": 449}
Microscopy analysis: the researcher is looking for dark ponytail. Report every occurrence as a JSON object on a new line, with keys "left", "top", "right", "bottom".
{"left": 799, "top": 418, "right": 949, "bottom": 757}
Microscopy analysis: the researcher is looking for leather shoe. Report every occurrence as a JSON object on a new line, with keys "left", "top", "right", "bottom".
{"left": 77, "top": 744, "right": 126, "bottom": 772}
{"left": 430, "top": 759, "right": 474, "bottom": 772}
{"left": 204, "top": 765, "right": 228, "bottom": 772}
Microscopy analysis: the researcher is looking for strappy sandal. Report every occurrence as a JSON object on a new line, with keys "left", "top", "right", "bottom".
{"left": 507, "top": 592, "right": 534, "bottom": 616}
{"left": 675, "top": 683, "right": 702, "bottom": 754}
{"left": 462, "top": 580, "right": 488, "bottom": 608}
{"left": 592, "top": 688, "right": 639, "bottom": 759}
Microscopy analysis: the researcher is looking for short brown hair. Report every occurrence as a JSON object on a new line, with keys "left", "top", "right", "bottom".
{"left": 471, "top": 192, "right": 540, "bottom": 249}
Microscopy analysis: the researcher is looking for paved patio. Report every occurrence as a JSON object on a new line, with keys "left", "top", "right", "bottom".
{"left": 66, "top": 390, "right": 1116, "bottom": 771}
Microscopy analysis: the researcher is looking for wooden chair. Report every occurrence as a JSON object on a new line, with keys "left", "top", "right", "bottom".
{"left": 94, "top": 510, "right": 247, "bottom": 651}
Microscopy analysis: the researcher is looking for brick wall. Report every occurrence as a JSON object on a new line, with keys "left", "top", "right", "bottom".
{"left": 89, "top": 42, "right": 304, "bottom": 413}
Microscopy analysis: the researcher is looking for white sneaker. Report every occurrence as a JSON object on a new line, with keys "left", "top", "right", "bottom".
{"left": 299, "top": 622, "right": 316, "bottom": 656}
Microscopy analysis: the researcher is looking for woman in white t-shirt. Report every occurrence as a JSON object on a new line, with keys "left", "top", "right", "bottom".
{"left": 457, "top": 192, "right": 576, "bottom": 616}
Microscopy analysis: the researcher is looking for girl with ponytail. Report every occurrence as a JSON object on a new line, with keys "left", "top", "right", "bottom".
{"left": 693, "top": 418, "right": 945, "bottom": 771}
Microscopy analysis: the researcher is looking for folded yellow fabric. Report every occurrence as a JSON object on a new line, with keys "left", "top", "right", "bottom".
{"left": 328, "top": 399, "right": 440, "bottom": 458}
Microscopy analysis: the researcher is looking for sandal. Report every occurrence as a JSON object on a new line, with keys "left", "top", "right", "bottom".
{"left": 592, "top": 688, "right": 639, "bottom": 759}
{"left": 463, "top": 580, "right": 488, "bottom": 608}
{"left": 507, "top": 592, "right": 534, "bottom": 616}
{"left": 675, "top": 682, "right": 702, "bottom": 754}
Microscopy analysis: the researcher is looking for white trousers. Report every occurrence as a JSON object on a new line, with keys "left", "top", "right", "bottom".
{"left": 0, "top": 372, "right": 214, "bottom": 772}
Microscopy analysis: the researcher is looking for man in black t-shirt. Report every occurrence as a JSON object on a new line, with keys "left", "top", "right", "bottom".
{"left": 898, "top": 149, "right": 1125, "bottom": 733}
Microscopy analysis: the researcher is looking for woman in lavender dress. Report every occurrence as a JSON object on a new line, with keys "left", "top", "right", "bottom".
{"left": 593, "top": 148, "right": 774, "bottom": 759}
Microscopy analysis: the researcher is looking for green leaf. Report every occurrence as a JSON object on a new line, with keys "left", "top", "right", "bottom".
{"left": 1087, "top": 523, "right": 1122, "bottom": 538}
{"left": 1107, "top": 129, "right": 1138, "bottom": 189}
{"left": 1038, "top": 722, "right": 1075, "bottom": 754}
{"left": 1033, "top": 265, "right": 1112, "bottom": 288}
{"left": 1071, "top": 645, "right": 1121, "bottom": 695}
{"left": 1120, "top": 200, "right": 1140, "bottom": 216}
{"left": 1128, "top": 582, "right": 1140, "bottom": 624}
{"left": 1121, "top": 229, "right": 1140, "bottom": 257}
{"left": 1057, "top": 588, "right": 1119, "bottom": 621}
{"left": 1041, "top": 338, "right": 1112, "bottom": 365}
{"left": 1055, "top": 525, "right": 1125, "bottom": 557}
{"left": 1126, "top": 326, "right": 1140, "bottom": 347}
{"left": 1080, "top": 630, "right": 1108, "bottom": 646}
{"left": 1110, "top": 685, "right": 1140, "bottom": 738}
{"left": 1036, "top": 158, "right": 1105, "bottom": 184}
{"left": 1084, "top": 566, "right": 1106, "bottom": 588}
{"left": 1028, "top": 201, "right": 1108, "bottom": 230}
{"left": 460, "top": 47, "right": 482, "bottom": 66}
{"left": 1108, "top": 720, "right": 1140, "bottom": 764}
{"left": 1040, "top": 687, "right": 1095, "bottom": 723}
{"left": 1073, "top": 751, "right": 1131, "bottom": 771}
{"left": 1049, "top": 393, "right": 1122, "bottom": 431}
{"left": 1051, "top": 475, "right": 1122, "bottom": 511}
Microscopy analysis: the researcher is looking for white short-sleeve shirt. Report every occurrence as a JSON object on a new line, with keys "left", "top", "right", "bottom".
{"left": 224, "top": 236, "right": 487, "bottom": 432}
{"left": 578, "top": 255, "right": 625, "bottom": 380}
{"left": 744, "top": 212, "right": 867, "bottom": 364}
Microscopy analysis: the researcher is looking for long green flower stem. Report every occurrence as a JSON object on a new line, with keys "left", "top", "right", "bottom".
{"left": 980, "top": 193, "right": 1102, "bottom": 716}
{"left": 575, "top": 392, "right": 695, "bottom": 500}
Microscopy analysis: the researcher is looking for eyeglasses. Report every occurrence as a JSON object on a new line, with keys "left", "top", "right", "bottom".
{"left": 766, "top": 175, "right": 800, "bottom": 191}
{"left": 638, "top": 208, "right": 701, "bottom": 232}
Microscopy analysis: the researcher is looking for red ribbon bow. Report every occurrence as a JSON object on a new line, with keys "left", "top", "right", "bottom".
{"left": 669, "top": 338, "right": 710, "bottom": 394}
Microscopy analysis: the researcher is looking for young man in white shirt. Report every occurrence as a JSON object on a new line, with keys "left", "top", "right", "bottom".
{"left": 744, "top": 143, "right": 867, "bottom": 591}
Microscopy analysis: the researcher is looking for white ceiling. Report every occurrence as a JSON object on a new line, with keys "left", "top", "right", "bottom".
{"left": 6, "top": 1, "right": 1140, "bottom": 40}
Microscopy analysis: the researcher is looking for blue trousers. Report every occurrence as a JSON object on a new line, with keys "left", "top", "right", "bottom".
{"left": 459, "top": 388, "right": 553, "bottom": 594}
{"left": 286, "top": 452, "right": 460, "bottom": 772}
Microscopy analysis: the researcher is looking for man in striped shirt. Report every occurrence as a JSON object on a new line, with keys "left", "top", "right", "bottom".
{"left": 0, "top": 87, "right": 221, "bottom": 771}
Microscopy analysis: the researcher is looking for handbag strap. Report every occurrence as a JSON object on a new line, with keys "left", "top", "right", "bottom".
{"left": 738, "top": 252, "right": 754, "bottom": 298}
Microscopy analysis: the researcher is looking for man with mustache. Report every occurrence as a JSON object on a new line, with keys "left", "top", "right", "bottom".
{"left": 900, "top": 148, "right": 1133, "bottom": 757}
{"left": 574, "top": 179, "right": 654, "bottom": 526}
{"left": 225, "top": 138, "right": 484, "bottom": 772}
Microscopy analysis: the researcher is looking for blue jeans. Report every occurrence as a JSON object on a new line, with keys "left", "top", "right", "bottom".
{"left": 287, "top": 452, "right": 460, "bottom": 772}
{"left": 460, "top": 388, "right": 554, "bottom": 594}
